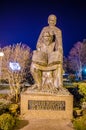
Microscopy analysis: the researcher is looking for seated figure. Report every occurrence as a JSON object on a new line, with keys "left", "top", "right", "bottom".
{"left": 30, "top": 31, "right": 62, "bottom": 91}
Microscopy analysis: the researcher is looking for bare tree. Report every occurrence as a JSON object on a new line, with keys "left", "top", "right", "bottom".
{"left": 68, "top": 41, "right": 86, "bottom": 80}
{"left": 2, "top": 43, "right": 32, "bottom": 102}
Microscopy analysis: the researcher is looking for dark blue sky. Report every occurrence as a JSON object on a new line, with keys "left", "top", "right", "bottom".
{"left": 0, "top": 0, "right": 86, "bottom": 56}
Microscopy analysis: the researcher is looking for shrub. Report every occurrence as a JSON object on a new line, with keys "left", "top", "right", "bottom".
{"left": 0, "top": 99, "right": 11, "bottom": 115}
{"left": 8, "top": 103, "right": 19, "bottom": 115}
{"left": 0, "top": 113, "right": 16, "bottom": 130}
{"left": 78, "top": 83, "right": 86, "bottom": 96}
{"left": 81, "top": 109, "right": 86, "bottom": 116}
{"left": 73, "top": 107, "right": 82, "bottom": 118}
{"left": 78, "top": 82, "right": 86, "bottom": 107}
{"left": 70, "top": 82, "right": 86, "bottom": 107}
{"left": 73, "top": 115, "right": 86, "bottom": 130}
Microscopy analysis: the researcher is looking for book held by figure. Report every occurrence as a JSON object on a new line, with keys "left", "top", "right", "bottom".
{"left": 32, "top": 50, "right": 61, "bottom": 66}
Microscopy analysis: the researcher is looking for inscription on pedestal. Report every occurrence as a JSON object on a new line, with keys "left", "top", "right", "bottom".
{"left": 28, "top": 100, "right": 65, "bottom": 110}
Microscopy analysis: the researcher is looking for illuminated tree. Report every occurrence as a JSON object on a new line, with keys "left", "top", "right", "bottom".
{"left": 2, "top": 43, "right": 32, "bottom": 102}
{"left": 68, "top": 40, "right": 86, "bottom": 80}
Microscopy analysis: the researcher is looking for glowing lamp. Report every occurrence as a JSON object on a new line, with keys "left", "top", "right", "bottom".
{"left": 0, "top": 52, "right": 4, "bottom": 57}
{"left": 9, "top": 62, "right": 21, "bottom": 71}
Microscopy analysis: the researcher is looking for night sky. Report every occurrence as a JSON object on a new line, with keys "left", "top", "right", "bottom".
{"left": 0, "top": 0, "right": 86, "bottom": 56}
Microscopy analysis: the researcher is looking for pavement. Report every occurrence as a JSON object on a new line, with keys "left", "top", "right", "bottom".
{"left": 19, "top": 119, "right": 74, "bottom": 130}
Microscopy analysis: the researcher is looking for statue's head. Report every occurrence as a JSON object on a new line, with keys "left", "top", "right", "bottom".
{"left": 48, "top": 14, "right": 57, "bottom": 26}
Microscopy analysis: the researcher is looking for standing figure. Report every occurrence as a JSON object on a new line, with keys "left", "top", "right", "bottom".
{"left": 36, "top": 14, "right": 63, "bottom": 88}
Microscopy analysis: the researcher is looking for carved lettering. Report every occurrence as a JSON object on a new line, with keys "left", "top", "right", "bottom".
{"left": 28, "top": 100, "right": 65, "bottom": 110}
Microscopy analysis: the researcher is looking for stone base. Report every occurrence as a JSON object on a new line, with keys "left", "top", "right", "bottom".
{"left": 21, "top": 91, "right": 73, "bottom": 119}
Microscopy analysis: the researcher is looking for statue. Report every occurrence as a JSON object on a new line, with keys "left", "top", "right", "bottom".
{"left": 30, "top": 14, "right": 65, "bottom": 93}
{"left": 21, "top": 15, "right": 72, "bottom": 119}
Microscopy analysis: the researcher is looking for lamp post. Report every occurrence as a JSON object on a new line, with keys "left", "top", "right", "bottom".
{"left": 0, "top": 51, "right": 4, "bottom": 81}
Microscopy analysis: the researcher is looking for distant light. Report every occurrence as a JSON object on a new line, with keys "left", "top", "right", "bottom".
{"left": 0, "top": 52, "right": 4, "bottom": 57}
{"left": 9, "top": 62, "right": 21, "bottom": 71}
{"left": 63, "top": 73, "right": 69, "bottom": 76}
{"left": 84, "top": 69, "right": 86, "bottom": 72}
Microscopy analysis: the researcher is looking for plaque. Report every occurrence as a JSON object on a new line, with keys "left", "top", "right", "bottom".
{"left": 28, "top": 100, "right": 65, "bottom": 111}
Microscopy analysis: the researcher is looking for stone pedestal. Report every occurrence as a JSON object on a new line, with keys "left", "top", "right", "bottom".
{"left": 21, "top": 91, "right": 73, "bottom": 119}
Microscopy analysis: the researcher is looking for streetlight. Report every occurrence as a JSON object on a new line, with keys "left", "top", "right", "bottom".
{"left": 0, "top": 51, "right": 4, "bottom": 80}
